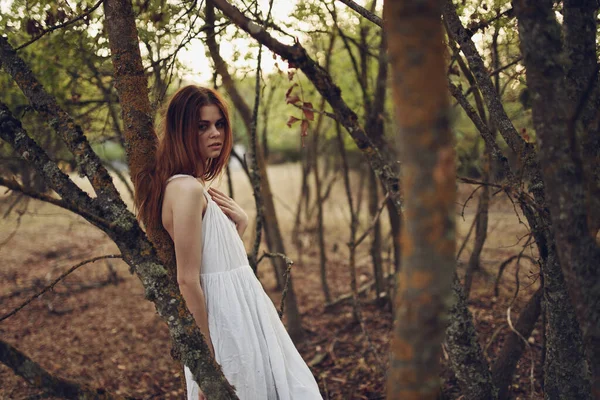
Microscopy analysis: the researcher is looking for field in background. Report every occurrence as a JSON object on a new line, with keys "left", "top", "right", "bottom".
{"left": 0, "top": 163, "right": 541, "bottom": 399}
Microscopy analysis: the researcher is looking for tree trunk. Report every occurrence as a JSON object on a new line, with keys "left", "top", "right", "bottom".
{"left": 445, "top": 277, "right": 497, "bottom": 399}
{"left": 384, "top": 1, "right": 455, "bottom": 398}
{"left": 492, "top": 288, "right": 542, "bottom": 400}
{"left": 463, "top": 182, "right": 490, "bottom": 298}
{"left": 368, "top": 167, "right": 385, "bottom": 305}
{"left": 514, "top": 1, "right": 599, "bottom": 396}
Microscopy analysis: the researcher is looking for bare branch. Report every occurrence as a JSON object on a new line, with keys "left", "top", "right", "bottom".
{"left": 336, "top": 0, "right": 383, "bottom": 27}
{"left": 351, "top": 192, "right": 389, "bottom": 249}
{"left": 0, "top": 338, "right": 136, "bottom": 399}
{"left": 15, "top": 0, "right": 105, "bottom": 50}
{"left": 0, "top": 254, "right": 122, "bottom": 322}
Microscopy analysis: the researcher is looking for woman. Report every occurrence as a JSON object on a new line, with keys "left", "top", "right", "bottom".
{"left": 134, "top": 85, "right": 323, "bottom": 400}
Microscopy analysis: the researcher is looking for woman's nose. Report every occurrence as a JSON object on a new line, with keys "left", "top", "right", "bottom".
{"left": 209, "top": 124, "right": 221, "bottom": 137}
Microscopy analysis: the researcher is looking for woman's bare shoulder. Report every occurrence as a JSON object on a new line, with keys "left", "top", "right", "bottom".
{"left": 165, "top": 176, "right": 205, "bottom": 192}
{"left": 164, "top": 177, "right": 206, "bottom": 213}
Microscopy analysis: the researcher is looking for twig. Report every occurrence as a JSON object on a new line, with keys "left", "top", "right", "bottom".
{"left": 0, "top": 210, "right": 24, "bottom": 248}
{"left": 459, "top": 183, "right": 484, "bottom": 220}
{"left": 456, "top": 212, "right": 478, "bottom": 260}
{"left": 278, "top": 258, "right": 294, "bottom": 318}
{"left": 16, "top": 0, "right": 105, "bottom": 50}
{"left": 506, "top": 306, "right": 536, "bottom": 398}
{"left": 291, "top": 103, "right": 338, "bottom": 121}
{"left": 350, "top": 192, "right": 389, "bottom": 248}
{"left": 494, "top": 254, "right": 537, "bottom": 297}
{"left": 457, "top": 176, "right": 503, "bottom": 189}
{"left": 0, "top": 254, "right": 122, "bottom": 322}
{"left": 2, "top": 191, "right": 25, "bottom": 218}
{"left": 336, "top": 0, "right": 383, "bottom": 27}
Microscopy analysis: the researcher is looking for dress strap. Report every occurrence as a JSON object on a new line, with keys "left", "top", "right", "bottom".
{"left": 166, "top": 174, "right": 195, "bottom": 183}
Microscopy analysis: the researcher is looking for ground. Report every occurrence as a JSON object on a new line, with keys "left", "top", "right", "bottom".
{"left": 0, "top": 163, "right": 542, "bottom": 399}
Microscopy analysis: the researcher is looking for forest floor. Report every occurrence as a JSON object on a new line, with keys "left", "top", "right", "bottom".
{"left": 0, "top": 163, "right": 543, "bottom": 399}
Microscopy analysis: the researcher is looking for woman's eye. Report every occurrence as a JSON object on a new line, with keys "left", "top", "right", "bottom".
{"left": 199, "top": 125, "right": 207, "bottom": 131}
{"left": 216, "top": 121, "right": 225, "bottom": 128}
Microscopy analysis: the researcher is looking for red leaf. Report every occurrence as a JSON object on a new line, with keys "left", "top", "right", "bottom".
{"left": 302, "top": 102, "right": 314, "bottom": 121}
{"left": 301, "top": 119, "right": 309, "bottom": 137}
{"left": 285, "top": 83, "right": 298, "bottom": 99}
{"left": 286, "top": 94, "right": 300, "bottom": 104}
{"left": 286, "top": 116, "right": 300, "bottom": 128}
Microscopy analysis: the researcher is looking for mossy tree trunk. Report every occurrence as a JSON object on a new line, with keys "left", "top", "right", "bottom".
{"left": 513, "top": 0, "right": 599, "bottom": 396}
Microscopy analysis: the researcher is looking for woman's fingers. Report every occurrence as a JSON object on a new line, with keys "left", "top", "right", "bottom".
{"left": 208, "top": 187, "right": 226, "bottom": 197}
{"left": 207, "top": 187, "right": 228, "bottom": 201}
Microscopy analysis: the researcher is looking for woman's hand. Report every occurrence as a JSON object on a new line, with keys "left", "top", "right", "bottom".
{"left": 207, "top": 187, "right": 248, "bottom": 236}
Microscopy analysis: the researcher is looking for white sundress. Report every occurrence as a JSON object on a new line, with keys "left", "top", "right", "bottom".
{"left": 165, "top": 174, "right": 323, "bottom": 400}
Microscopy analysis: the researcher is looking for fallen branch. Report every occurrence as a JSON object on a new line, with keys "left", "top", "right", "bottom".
{"left": 0, "top": 254, "right": 122, "bottom": 322}
{"left": 0, "top": 339, "right": 136, "bottom": 399}
{"left": 325, "top": 272, "right": 394, "bottom": 310}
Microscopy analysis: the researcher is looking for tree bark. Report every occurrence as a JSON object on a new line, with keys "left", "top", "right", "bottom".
{"left": 384, "top": 1, "right": 455, "bottom": 398}
{"left": 103, "top": 0, "right": 238, "bottom": 397}
{"left": 492, "top": 288, "right": 542, "bottom": 400}
{"left": 513, "top": 1, "right": 599, "bottom": 396}
{"left": 445, "top": 277, "right": 497, "bottom": 399}
{"left": 563, "top": 0, "right": 600, "bottom": 238}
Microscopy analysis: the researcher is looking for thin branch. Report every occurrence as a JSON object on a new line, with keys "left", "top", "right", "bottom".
{"left": 291, "top": 103, "right": 338, "bottom": 121}
{"left": 457, "top": 176, "right": 503, "bottom": 189}
{"left": 456, "top": 212, "right": 478, "bottom": 260}
{"left": 0, "top": 338, "right": 136, "bottom": 400}
{"left": 0, "top": 254, "right": 122, "bottom": 322}
{"left": 336, "top": 0, "right": 383, "bottom": 27}
{"left": 351, "top": 192, "right": 389, "bottom": 248}
{"left": 249, "top": 9, "right": 266, "bottom": 269}
{"left": 15, "top": 0, "right": 105, "bottom": 50}
{"left": 467, "top": 7, "right": 514, "bottom": 34}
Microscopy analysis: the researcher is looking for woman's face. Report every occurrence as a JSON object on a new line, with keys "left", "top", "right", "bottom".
{"left": 198, "top": 104, "right": 226, "bottom": 160}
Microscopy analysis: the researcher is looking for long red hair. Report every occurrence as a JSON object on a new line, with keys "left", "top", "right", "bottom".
{"left": 133, "top": 86, "right": 233, "bottom": 232}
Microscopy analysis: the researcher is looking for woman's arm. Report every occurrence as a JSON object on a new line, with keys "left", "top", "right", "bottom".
{"left": 172, "top": 182, "right": 215, "bottom": 359}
